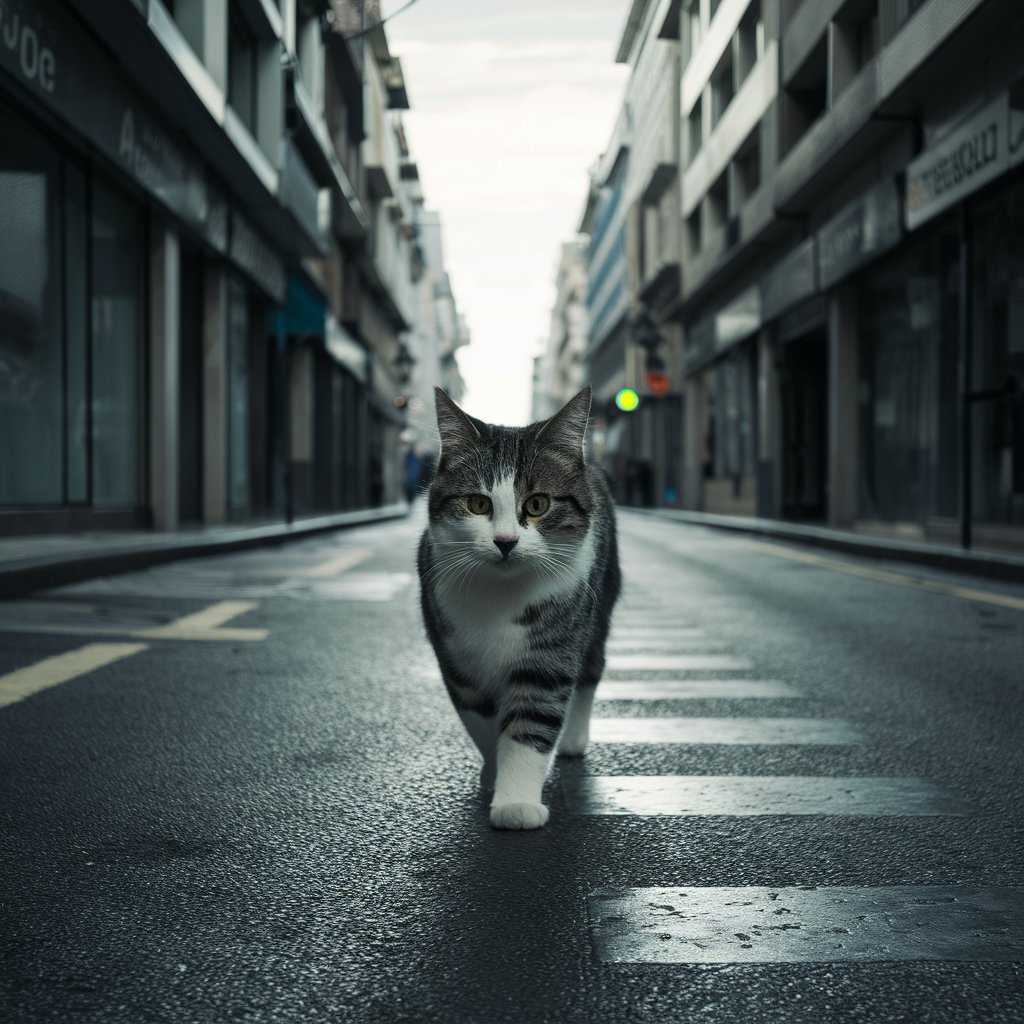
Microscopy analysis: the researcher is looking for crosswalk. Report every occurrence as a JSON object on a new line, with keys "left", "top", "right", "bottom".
{"left": 578, "top": 585, "right": 1024, "bottom": 966}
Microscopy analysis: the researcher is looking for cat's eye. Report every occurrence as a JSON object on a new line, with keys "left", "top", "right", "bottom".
{"left": 466, "top": 494, "right": 492, "bottom": 515}
{"left": 523, "top": 494, "right": 550, "bottom": 517}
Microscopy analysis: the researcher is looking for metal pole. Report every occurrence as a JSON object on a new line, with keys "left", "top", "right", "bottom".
{"left": 958, "top": 203, "right": 973, "bottom": 550}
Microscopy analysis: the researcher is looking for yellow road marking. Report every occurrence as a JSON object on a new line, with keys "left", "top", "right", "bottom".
{"left": 293, "top": 548, "right": 372, "bottom": 578}
{"left": 746, "top": 540, "right": 1024, "bottom": 612}
{"left": 134, "top": 600, "right": 268, "bottom": 641}
{"left": 0, "top": 642, "right": 148, "bottom": 709}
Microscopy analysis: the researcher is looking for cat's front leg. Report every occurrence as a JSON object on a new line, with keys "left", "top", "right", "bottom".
{"left": 490, "top": 677, "right": 571, "bottom": 830}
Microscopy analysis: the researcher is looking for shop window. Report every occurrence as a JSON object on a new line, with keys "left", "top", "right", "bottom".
{"left": 228, "top": 4, "right": 259, "bottom": 134}
{"left": 713, "top": 346, "right": 757, "bottom": 480}
{"left": 0, "top": 109, "right": 64, "bottom": 505}
{"left": 65, "top": 163, "right": 88, "bottom": 504}
{"left": 971, "top": 184, "right": 1024, "bottom": 526}
{"left": 91, "top": 182, "right": 143, "bottom": 507}
{"left": 858, "top": 227, "right": 960, "bottom": 525}
{"left": 228, "top": 278, "right": 251, "bottom": 510}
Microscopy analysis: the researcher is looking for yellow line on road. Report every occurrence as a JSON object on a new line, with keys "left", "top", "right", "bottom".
{"left": 0, "top": 643, "right": 148, "bottom": 709}
{"left": 746, "top": 540, "right": 1024, "bottom": 612}
{"left": 294, "top": 548, "right": 372, "bottom": 578}
{"left": 134, "top": 601, "right": 268, "bottom": 641}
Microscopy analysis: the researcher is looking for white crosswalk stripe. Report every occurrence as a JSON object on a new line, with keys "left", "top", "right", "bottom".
{"left": 583, "top": 596, "right": 997, "bottom": 967}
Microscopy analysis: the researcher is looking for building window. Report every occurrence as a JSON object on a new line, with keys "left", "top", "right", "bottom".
{"left": 687, "top": 101, "right": 703, "bottom": 166}
{"left": 711, "top": 48, "right": 735, "bottom": 128}
{"left": 781, "top": 36, "right": 827, "bottom": 153}
{"left": 228, "top": 5, "right": 259, "bottom": 134}
{"left": 857, "top": 7, "right": 880, "bottom": 66}
{"left": 879, "top": 0, "right": 927, "bottom": 47}
{"left": 734, "top": 129, "right": 761, "bottom": 205}
{"left": 708, "top": 171, "right": 729, "bottom": 232}
{"left": 735, "top": 0, "right": 764, "bottom": 86}
{"left": 682, "top": 0, "right": 701, "bottom": 68}
{"left": 687, "top": 207, "right": 702, "bottom": 256}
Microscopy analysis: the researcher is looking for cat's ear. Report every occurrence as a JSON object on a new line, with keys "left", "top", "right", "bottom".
{"left": 536, "top": 385, "right": 592, "bottom": 459}
{"left": 434, "top": 387, "right": 481, "bottom": 456}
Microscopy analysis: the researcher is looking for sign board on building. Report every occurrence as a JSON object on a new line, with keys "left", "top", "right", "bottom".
{"left": 818, "top": 178, "right": 902, "bottom": 289}
{"left": 906, "top": 95, "right": 1010, "bottom": 230}
{"left": 0, "top": 0, "right": 228, "bottom": 249}
{"left": 762, "top": 238, "right": 816, "bottom": 321}
{"left": 683, "top": 286, "right": 762, "bottom": 376}
{"left": 230, "top": 212, "right": 287, "bottom": 304}
{"left": 715, "top": 285, "right": 761, "bottom": 351}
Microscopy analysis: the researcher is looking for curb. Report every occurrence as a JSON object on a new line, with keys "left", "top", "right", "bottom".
{"left": 0, "top": 504, "right": 410, "bottom": 600}
{"left": 627, "top": 508, "right": 1024, "bottom": 584}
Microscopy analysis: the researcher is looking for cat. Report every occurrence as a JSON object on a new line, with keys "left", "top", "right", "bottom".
{"left": 417, "top": 385, "right": 621, "bottom": 830}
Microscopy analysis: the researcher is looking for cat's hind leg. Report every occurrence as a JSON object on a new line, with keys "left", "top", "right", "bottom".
{"left": 557, "top": 643, "right": 606, "bottom": 757}
{"left": 456, "top": 706, "right": 498, "bottom": 795}
{"left": 557, "top": 684, "right": 596, "bottom": 757}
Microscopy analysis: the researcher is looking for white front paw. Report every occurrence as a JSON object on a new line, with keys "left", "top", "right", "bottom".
{"left": 490, "top": 802, "right": 550, "bottom": 830}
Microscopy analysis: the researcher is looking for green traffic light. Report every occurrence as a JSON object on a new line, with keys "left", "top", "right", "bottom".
{"left": 615, "top": 388, "right": 640, "bottom": 412}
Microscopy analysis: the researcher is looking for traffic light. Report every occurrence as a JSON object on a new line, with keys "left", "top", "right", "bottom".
{"left": 615, "top": 388, "right": 640, "bottom": 412}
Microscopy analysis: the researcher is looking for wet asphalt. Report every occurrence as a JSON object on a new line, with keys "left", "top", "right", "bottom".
{"left": 0, "top": 507, "right": 1022, "bottom": 1023}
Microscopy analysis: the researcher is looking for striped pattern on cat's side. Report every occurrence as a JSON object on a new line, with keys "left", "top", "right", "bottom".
{"left": 418, "top": 386, "right": 621, "bottom": 830}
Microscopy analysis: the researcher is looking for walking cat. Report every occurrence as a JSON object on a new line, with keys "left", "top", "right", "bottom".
{"left": 418, "top": 386, "right": 620, "bottom": 829}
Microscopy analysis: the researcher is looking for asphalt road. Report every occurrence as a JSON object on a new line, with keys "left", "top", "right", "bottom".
{"left": 1, "top": 507, "right": 1022, "bottom": 1023}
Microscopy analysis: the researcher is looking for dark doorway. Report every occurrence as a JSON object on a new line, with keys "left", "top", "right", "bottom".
{"left": 178, "top": 245, "right": 204, "bottom": 523}
{"left": 781, "top": 329, "right": 828, "bottom": 520}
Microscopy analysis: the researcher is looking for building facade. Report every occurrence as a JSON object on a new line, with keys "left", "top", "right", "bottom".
{"left": 578, "top": 0, "right": 1024, "bottom": 553}
{"left": 0, "top": 0, "right": 465, "bottom": 535}
{"left": 532, "top": 241, "right": 588, "bottom": 422}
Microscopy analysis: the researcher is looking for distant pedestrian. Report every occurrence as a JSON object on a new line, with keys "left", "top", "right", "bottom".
{"left": 404, "top": 448, "right": 423, "bottom": 505}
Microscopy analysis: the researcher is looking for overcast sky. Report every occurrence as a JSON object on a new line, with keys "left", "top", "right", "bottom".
{"left": 381, "top": 0, "right": 630, "bottom": 426}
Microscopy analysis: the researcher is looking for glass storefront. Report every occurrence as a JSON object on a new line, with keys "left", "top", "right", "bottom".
{"left": 0, "top": 102, "right": 145, "bottom": 518}
{"left": 712, "top": 341, "right": 757, "bottom": 482}
{"left": 971, "top": 181, "right": 1024, "bottom": 527}
{"left": 858, "top": 173, "right": 1024, "bottom": 538}
{"left": 858, "top": 223, "right": 960, "bottom": 526}
{"left": 0, "top": 108, "right": 64, "bottom": 504}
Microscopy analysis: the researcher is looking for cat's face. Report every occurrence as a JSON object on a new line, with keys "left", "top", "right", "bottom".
{"left": 427, "top": 388, "right": 593, "bottom": 578}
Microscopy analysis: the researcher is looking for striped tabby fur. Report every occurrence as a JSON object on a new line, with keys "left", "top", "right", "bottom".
{"left": 418, "top": 386, "right": 620, "bottom": 830}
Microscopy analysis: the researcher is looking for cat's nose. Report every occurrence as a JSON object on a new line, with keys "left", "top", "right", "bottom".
{"left": 493, "top": 536, "right": 519, "bottom": 558}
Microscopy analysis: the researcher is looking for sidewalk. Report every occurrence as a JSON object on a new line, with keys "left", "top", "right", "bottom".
{"left": 631, "top": 507, "right": 1024, "bottom": 584}
{"left": 0, "top": 504, "right": 409, "bottom": 599}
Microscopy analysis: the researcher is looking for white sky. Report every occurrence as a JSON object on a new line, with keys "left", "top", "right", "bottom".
{"left": 381, "top": 0, "right": 630, "bottom": 426}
